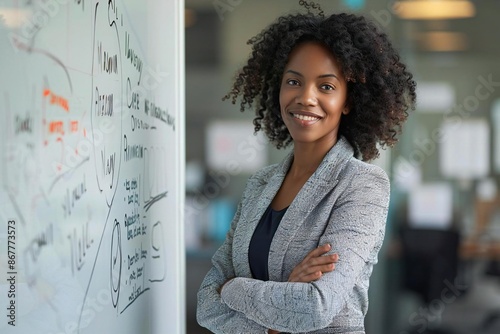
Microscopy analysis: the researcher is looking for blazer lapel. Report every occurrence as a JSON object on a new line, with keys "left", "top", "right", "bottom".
{"left": 267, "top": 137, "right": 354, "bottom": 281}
{"left": 232, "top": 152, "right": 294, "bottom": 278}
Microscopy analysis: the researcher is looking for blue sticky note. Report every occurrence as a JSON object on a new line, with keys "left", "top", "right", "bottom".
{"left": 343, "top": 0, "right": 365, "bottom": 10}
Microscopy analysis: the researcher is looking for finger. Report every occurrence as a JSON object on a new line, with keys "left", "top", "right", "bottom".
{"left": 289, "top": 264, "right": 322, "bottom": 281}
{"left": 304, "top": 254, "right": 338, "bottom": 267}
{"left": 289, "top": 271, "right": 322, "bottom": 283}
{"left": 289, "top": 262, "right": 335, "bottom": 282}
{"left": 315, "top": 243, "right": 332, "bottom": 255}
{"left": 300, "top": 262, "right": 335, "bottom": 276}
{"left": 319, "top": 262, "right": 335, "bottom": 273}
{"left": 292, "top": 254, "right": 337, "bottom": 278}
{"left": 301, "top": 271, "right": 323, "bottom": 282}
{"left": 320, "top": 254, "right": 339, "bottom": 263}
{"left": 304, "top": 244, "right": 332, "bottom": 260}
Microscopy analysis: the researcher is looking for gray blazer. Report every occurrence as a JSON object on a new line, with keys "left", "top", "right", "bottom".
{"left": 197, "top": 137, "right": 390, "bottom": 334}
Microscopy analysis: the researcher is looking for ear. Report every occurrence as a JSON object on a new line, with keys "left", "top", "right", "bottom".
{"left": 342, "top": 99, "right": 351, "bottom": 115}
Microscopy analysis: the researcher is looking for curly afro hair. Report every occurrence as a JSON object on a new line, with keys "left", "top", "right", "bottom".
{"left": 224, "top": 7, "right": 417, "bottom": 161}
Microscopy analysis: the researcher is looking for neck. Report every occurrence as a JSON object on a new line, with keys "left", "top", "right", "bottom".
{"left": 288, "top": 137, "right": 339, "bottom": 178}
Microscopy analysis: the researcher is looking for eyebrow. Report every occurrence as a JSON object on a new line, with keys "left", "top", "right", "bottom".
{"left": 285, "top": 69, "right": 340, "bottom": 80}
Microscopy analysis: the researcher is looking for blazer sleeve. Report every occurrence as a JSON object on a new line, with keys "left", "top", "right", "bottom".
{"left": 220, "top": 164, "right": 390, "bottom": 333}
{"left": 196, "top": 198, "right": 269, "bottom": 333}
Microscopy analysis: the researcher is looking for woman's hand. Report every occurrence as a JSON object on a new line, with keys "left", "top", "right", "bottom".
{"left": 270, "top": 246, "right": 337, "bottom": 334}
{"left": 288, "top": 244, "right": 339, "bottom": 283}
{"left": 222, "top": 246, "right": 337, "bottom": 334}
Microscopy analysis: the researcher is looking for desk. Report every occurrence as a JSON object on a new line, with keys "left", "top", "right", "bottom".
{"left": 387, "top": 236, "right": 500, "bottom": 260}
{"left": 460, "top": 238, "right": 500, "bottom": 260}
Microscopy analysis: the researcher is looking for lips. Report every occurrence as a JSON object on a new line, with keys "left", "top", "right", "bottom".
{"left": 291, "top": 113, "right": 321, "bottom": 121}
{"left": 288, "top": 111, "right": 323, "bottom": 125}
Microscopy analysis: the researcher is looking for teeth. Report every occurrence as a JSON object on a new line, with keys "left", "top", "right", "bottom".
{"left": 292, "top": 113, "right": 320, "bottom": 121}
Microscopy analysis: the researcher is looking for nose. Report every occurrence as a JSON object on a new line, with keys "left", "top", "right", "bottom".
{"left": 295, "top": 85, "right": 317, "bottom": 106}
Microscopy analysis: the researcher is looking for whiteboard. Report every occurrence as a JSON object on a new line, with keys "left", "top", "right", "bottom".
{"left": 0, "top": 0, "right": 185, "bottom": 333}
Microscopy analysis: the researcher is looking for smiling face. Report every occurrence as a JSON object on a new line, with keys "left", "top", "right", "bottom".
{"left": 279, "top": 41, "right": 348, "bottom": 150}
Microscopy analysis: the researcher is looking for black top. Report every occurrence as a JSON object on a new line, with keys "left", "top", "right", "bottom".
{"left": 248, "top": 205, "right": 288, "bottom": 281}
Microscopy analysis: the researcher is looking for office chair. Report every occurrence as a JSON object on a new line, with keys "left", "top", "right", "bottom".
{"left": 481, "top": 259, "right": 500, "bottom": 331}
{"left": 399, "top": 227, "right": 461, "bottom": 334}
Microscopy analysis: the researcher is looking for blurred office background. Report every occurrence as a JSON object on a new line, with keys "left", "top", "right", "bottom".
{"left": 184, "top": 1, "right": 500, "bottom": 333}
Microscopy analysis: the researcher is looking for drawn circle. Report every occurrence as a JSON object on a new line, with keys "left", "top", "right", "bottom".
{"left": 90, "top": 2, "right": 123, "bottom": 207}
{"left": 110, "top": 219, "right": 122, "bottom": 308}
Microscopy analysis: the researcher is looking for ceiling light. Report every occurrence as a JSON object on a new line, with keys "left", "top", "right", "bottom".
{"left": 394, "top": 0, "right": 476, "bottom": 20}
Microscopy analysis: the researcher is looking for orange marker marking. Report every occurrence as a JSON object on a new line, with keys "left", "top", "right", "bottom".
{"left": 43, "top": 89, "right": 70, "bottom": 112}
{"left": 70, "top": 120, "right": 78, "bottom": 132}
{"left": 49, "top": 121, "right": 64, "bottom": 134}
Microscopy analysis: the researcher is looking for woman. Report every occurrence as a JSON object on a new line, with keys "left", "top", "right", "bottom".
{"left": 197, "top": 3, "right": 416, "bottom": 333}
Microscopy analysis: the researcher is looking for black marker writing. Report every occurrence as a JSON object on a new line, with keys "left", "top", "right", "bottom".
{"left": 126, "top": 77, "right": 140, "bottom": 110}
{"left": 100, "top": 148, "right": 116, "bottom": 189}
{"left": 94, "top": 87, "right": 114, "bottom": 117}
{"left": 123, "top": 135, "right": 144, "bottom": 161}
{"left": 62, "top": 174, "right": 87, "bottom": 218}
{"left": 97, "top": 42, "right": 118, "bottom": 74}
{"left": 15, "top": 114, "right": 33, "bottom": 134}
{"left": 124, "top": 31, "right": 143, "bottom": 85}
{"left": 144, "top": 98, "right": 175, "bottom": 130}
{"left": 68, "top": 220, "right": 94, "bottom": 276}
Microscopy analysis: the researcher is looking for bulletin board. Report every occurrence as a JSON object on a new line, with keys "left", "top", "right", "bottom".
{"left": 0, "top": 0, "right": 185, "bottom": 333}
